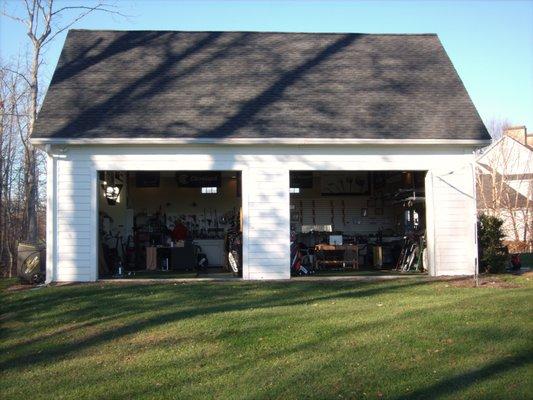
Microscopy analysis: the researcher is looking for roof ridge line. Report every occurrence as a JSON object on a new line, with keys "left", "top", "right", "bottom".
{"left": 68, "top": 29, "right": 439, "bottom": 36}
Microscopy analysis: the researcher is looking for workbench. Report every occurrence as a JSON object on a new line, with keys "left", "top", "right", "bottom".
{"left": 314, "top": 244, "right": 358, "bottom": 270}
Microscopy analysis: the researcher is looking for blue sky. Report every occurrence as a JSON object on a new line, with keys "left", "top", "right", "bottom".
{"left": 1, "top": 0, "right": 532, "bottom": 129}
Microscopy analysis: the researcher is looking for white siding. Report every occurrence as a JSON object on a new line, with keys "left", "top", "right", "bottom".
{"left": 53, "top": 158, "right": 97, "bottom": 282}
{"left": 425, "top": 164, "right": 477, "bottom": 275}
{"left": 244, "top": 168, "right": 290, "bottom": 279}
{"left": 45, "top": 154, "right": 56, "bottom": 283}
{"left": 47, "top": 143, "right": 477, "bottom": 282}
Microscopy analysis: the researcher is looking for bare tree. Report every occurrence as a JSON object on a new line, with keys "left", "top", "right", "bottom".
{"left": 3, "top": 0, "right": 124, "bottom": 243}
{"left": 1, "top": 61, "right": 29, "bottom": 275}
{"left": 484, "top": 117, "right": 511, "bottom": 141}
{"left": 0, "top": 1, "right": 124, "bottom": 274}
{"left": 476, "top": 135, "right": 533, "bottom": 252}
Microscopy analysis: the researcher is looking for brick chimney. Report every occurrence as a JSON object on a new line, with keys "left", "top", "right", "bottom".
{"left": 504, "top": 126, "right": 531, "bottom": 147}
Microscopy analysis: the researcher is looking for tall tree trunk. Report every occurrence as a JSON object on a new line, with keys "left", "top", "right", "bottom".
{"left": 3, "top": 0, "right": 124, "bottom": 253}
{"left": 24, "top": 44, "right": 40, "bottom": 243}
{"left": 24, "top": 149, "right": 38, "bottom": 242}
{"left": 0, "top": 97, "right": 4, "bottom": 269}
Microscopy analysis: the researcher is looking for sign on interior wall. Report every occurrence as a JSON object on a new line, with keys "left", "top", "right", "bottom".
{"left": 290, "top": 172, "right": 314, "bottom": 189}
{"left": 136, "top": 172, "right": 160, "bottom": 188}
{"left": 321, "top": 172, "right": 370, "bottom": 195}
{"left": 176, "top": 172, "right": 221, "bottom": 188}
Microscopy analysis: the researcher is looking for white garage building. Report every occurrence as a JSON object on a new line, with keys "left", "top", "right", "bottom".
{"left": 32, "top": 30, "right": 491, "bottom": 282}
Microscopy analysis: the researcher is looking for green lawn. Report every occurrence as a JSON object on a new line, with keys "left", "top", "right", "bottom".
{"left": 1, "top": 276, "right": 532, "bottom": 399}
{"left": 114, "top": 269, "right": 238, "bottom": 280}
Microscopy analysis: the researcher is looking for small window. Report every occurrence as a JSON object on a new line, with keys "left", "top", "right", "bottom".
{"left": 289, "top": 187, "right": 300, "bottom": 194}
{"left": 201, "top": 187, "right": 218, "bottom": 194}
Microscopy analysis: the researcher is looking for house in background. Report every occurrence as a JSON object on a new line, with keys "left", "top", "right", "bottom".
{"left": 476, "top": 126, "right": 533, "bottom": 252}
{"left": 31, "top": 30, "right": 491, "bottom": 282}
{"left": 503, "top": 126, "right": 533, "bottom": 149}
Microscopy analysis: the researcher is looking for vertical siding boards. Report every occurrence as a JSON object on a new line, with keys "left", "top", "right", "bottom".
{"left": 49, "top": 144, "right": 477, "bottom": 282}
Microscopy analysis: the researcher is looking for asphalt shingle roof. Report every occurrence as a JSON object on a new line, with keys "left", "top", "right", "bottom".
{"left": 33, "top": 30, "right": 490, "bottom": 141}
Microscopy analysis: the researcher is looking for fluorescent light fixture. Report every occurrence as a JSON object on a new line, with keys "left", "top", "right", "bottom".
{"left": 201, "top": 187, "right": 218, "bottom": 194}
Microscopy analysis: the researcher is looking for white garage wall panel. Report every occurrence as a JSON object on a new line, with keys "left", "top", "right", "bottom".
{"left": 47, "top": 144, "right": 478, "bottom": 282}
{"left": 425, "top": 165, "right": 477, "bottom": 275}
{"left": 52, "top": 157, "right": 97, "bottom": 282}
{"left": 245, "top": 168, "right": 290, "bottom": 279}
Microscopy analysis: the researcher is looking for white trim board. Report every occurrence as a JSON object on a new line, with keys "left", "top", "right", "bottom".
{"left": 32, "top": 137, "right": 491, "bottom": 146}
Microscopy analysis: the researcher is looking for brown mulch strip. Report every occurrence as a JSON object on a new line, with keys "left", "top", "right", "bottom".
{"left": 447, "top": 276, "right": 524, "bottom": 289}
{"left": 4, "top": 284, "right": 31, "bottom": 292}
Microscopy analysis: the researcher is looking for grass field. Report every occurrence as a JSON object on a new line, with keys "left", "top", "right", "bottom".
{"left": 1, "top": 275, "right": 532, "bottom": 399}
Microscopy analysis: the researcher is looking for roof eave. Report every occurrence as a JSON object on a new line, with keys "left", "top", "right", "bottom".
{"left": 31, "top": 137, "right": 492, "bottom": 147}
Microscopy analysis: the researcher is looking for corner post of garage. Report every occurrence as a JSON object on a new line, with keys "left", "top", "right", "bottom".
{"left": 240, "top": 167, "right": 250, "bottom": 279}
{"left": 45, "top": 146, "right": 57, "bottom": 283}
{"left": 424, "top": 170, "right": 437, "bottom": 276}
{"left": 91, "top": 166, "right": 99, "bottom": 281}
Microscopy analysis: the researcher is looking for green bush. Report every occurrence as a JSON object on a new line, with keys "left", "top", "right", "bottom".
{"left": 477, "top": 214, "right": 508, "bottom": 273}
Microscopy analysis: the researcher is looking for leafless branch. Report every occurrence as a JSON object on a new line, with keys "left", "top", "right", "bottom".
{"left": 2, "top": 67, "right": 31, "bottom": 87}
{"left": 0, "top": 10, "right": 26, "bottom": 24}
{"left": 44, "top": 2, "right": 126, "bottom": 46}
{"left": 52, "top": 3, "right": 120, "bottom": 16}
{"left": 476, "top": 129, "right": 533, "bottom": 251}
{"left": 1, "top": 0, "right": 127, "bottom": 269}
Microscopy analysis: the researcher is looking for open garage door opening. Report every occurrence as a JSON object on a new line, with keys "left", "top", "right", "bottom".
{"left": 98, "top": 171, "right": 242, "bottom": 279}
{"left": 289, "top": 171, "right": 428, "bottom": 276}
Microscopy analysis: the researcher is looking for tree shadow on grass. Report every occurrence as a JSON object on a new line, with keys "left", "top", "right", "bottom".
{"left": 2, "top": 279, "right": 530, "bottom": 398}
{"left": 62, "top": 302, "right": 445, "bottom": 398}
{"left": 2, "top": 278, "right": 427, "bottom": 324}
{"left": 58, "top": 292, "right": 529, "bottom": 399}
{"left": 392, "top": 350, "right": 533, "bottom": 400}
{"left": 0, "top": 279, "right": 431, "bottom": 370}
{"left": 4, "top": 277, "right": 524, "bottom": 377}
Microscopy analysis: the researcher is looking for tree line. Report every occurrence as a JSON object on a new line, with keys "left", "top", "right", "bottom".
{"left": 1, "top": 0, "right": 123, "bottom": 276}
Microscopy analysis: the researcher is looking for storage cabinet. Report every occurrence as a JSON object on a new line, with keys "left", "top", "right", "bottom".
{"left": 195, "top": 239, "right": 225, "bottom": 267}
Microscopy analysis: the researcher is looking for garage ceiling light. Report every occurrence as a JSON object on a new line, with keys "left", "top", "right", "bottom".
{"left": 100, "top": 172, "right": 123, "bottom": 205}
{"left": 103, "top": 183, "right": 122, "bottom": 205}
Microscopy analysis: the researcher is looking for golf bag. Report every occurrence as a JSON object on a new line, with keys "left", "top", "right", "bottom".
{"left": 291, "top": 242, "right": 313, "bottom": 275}
{"left": 227, "top": 231, "right": 242, "bottom": 276}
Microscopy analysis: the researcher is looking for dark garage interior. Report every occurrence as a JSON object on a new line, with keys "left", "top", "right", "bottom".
{"left": 289, "top": 171, "right": 427, "bottom": 275}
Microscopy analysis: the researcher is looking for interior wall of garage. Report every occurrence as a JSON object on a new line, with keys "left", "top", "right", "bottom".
{"left": 290, "top": 172, "right": 426, "bottom": 235}
{"left": 292, "top": 196, "right": 400, "bottom": 234}
{"left": 99, "top": 172, "right": 240, "bottom": 241}
{"left": 46, "top": 144, "right": 478, "bottom": 282}
{"left": 128, "top": 173, "right": 239, "bottom": 216}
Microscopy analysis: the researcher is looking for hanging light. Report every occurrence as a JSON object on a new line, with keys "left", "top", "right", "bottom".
{"left": 100, "top": 172, "right": 123, "bottom": 205}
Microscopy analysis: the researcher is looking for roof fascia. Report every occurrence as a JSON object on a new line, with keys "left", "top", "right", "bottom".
{"left": 31, "top": 137, "right": 492, "bottom": 147}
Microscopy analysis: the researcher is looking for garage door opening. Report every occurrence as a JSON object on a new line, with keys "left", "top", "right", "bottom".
{"left": 98, "top": 171, "right": 242, "bottom": 279}
{"left": 289, "top": 171, "right": 427, "bottom": 276}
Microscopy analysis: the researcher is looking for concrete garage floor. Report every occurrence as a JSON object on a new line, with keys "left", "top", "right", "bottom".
{"left": 100, "top": 271, "right": 429, "bottom": 284}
